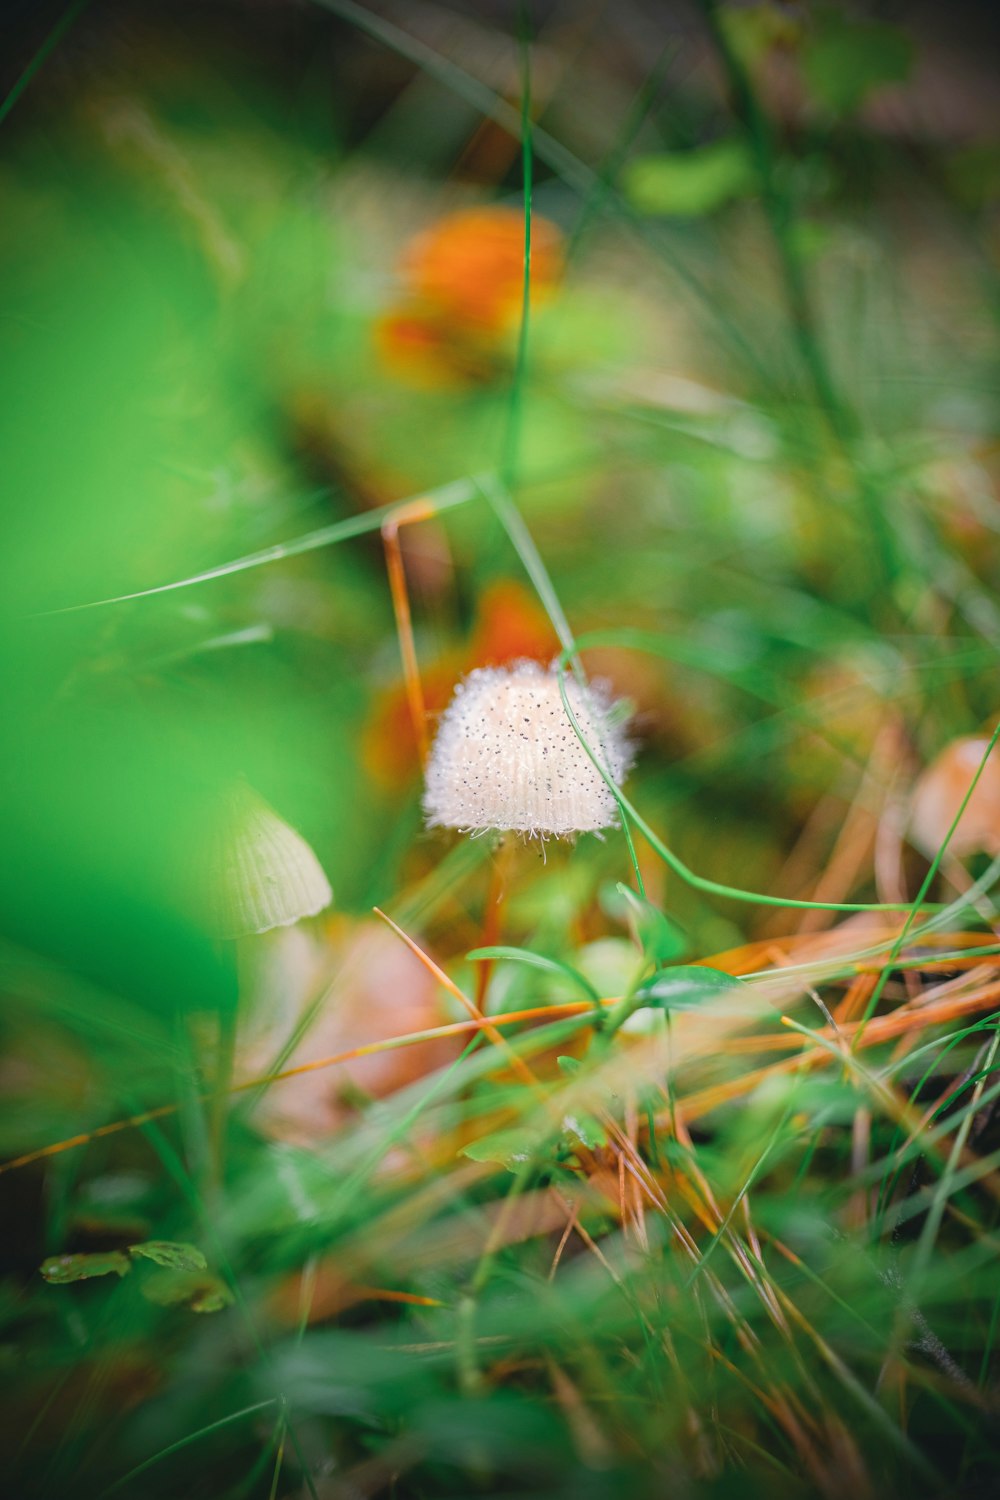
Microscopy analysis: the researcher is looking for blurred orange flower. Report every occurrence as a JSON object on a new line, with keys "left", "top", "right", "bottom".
{"left": 402, "top": 205, "right": 563, "bottom": 334}
{"left": 376, "top": 205, "right": 564, "bottom": 387}
{"left": 373, "top": 312, "right": 488, "bottom": 390}
{"left": 469, "top": 577, "right": 559, "bottom": 667}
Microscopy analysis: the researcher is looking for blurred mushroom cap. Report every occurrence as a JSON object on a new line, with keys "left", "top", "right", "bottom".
{"left": 237, "top": 919, "right": 454, "bottom": 1147}
{"left": 206, "top": 781, "right": 332, "bottom": 939}
{"left": 910, "top": 736, "right": 1000, "bottom": 858}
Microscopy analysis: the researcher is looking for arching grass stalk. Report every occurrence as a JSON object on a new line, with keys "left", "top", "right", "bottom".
{"left": 0, "top": 0, "right": 92, "bottom": 127}
{"left": 38, "top": 475, "right": 482, "bottom": 615}
{"left": 554, "top": 647, "right": 953, "bottom": 916}
{"left": 100, "top": 1400, "right": 279, "bottom": 1498}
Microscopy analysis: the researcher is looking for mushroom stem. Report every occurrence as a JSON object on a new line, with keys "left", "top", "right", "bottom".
{"left": 474, "top": 836, "right": 516, "bottom": 1010}
{"left": 208, "top": 935, "right": 266, "bottom": 1181}
{"left": 209, "top": 993, "right": 238, "bottom": 1184}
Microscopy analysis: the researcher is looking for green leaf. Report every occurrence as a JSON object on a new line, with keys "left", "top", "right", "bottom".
{"left": 189, "top": 1284, "right": 234, "bottom": 1314}
{"left": 560, "top": 1113, "right": 607, "bottom": 1151}
{"left": 637, "top": 965, "right": 746, "bottom": 1012}
{"left": 802, "top": 11, "right": 913, "bottom": 115}
{"left": 128, "top": 1240, "right": 208, "bottom": 1272}
{"left": 623, "top": 140, "right": 755, "bottom": 218}
{"left": 555, "top": 1057, "right": 607, "bottom": 1147}
{"left": 461, "top": 1127, "right": 544, "bottom": 1169}
{"left": 40, "top": 1251, "right": 131, "bottom": 1283}
{"left": 141, "top": 1269, "right": 233, "bottom": 1313}
{"left": 610, "top": 883, "right": 687, "bottom": 964}
{"left": 466, "top": 946, "right": 600, "bottom": 1001}
{"left": 720, "top": 3, "right": 804, "bottom": 68}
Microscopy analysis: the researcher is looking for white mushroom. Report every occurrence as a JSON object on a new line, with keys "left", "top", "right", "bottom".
{"left": 423, "top": 661, "right": 632, "bottom": 838}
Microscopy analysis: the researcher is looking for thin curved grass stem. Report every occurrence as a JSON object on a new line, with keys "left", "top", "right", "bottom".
{"left": 0, "top": 0, "right": 92, "bottom": 128}
{"left": 553, "top": 652, "right": 954, "bottom": 915}
{"left": 37, "top": 475, "right": 481, "bottom": 615}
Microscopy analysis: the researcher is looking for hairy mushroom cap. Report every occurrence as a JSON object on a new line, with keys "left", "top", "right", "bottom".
{"left": 910, "top": 736, "right": 1000, "bottom": 859}
{"left": 423, "top": 661, "right": 632, "bottom": 838}
{"left": 206, "top": 781, "right": 333, "bottom": 939}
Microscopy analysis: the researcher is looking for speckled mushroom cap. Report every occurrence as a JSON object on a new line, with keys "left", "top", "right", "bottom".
{"left": 423, "top": 661, "right": 632, "bottom": 838}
